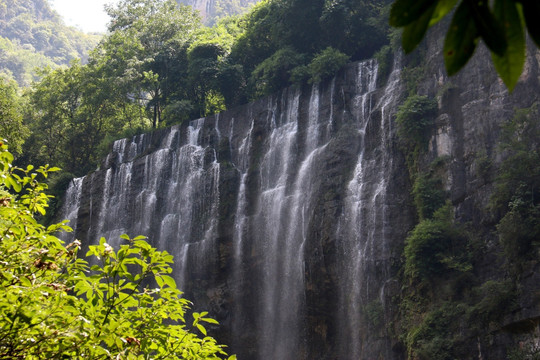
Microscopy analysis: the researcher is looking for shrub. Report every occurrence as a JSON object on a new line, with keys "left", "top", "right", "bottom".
{"left": 250, "top": 47, "right": 306, "bottom": 96}
{"left": 307, "top": 47, "right": 350, "bottom": 84}
{"left": 373, "top": 45, "right": 393, "bottom": 86}
{"left": 491, "top": 104, "right": 540, "bottom": 267}
{"left": 405, "top": 302, "right": 467, "bottom": 360}
{"left": 412, "top": 173, "right": 446, "bottom": 220}
{"left": 470, "top": 280, "right": 516, "bottom": 324}
{"left": 396, "top": 94, "right": 438, "bottom": 153}
{"left": 404, "top": 204, "right": 468, "bottom": 284}
{"left": 498, "top": 199, "right": 540, "bottom": 264}
{"left": 0, "top": 143, "right": 235, "bottom": 359}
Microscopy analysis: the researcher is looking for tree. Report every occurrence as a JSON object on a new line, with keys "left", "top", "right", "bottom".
{"left": 250, "top": 47, "right": 306, "bottom": 96}
{"left": 187, "top": 43, "right": 227, "bottom": 116}
{"left": 390, "top": 0, "right": 540, "bottom": 91}
{"left": 306, "top": 47, "right": 350, "bottom": 84}
{"left": 23, "top": 61, "right": 145, "bottom": 176}
{"left": 0, "top": 77, "right": 28, "bottom": 155}
{"left": 0, "top": 142, "right": 235, "bottom": 359}
{"left": 103, "top": 0, "right": 201, "bottom": 128}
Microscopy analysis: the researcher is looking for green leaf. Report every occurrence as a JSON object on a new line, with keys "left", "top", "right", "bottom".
{"left": 491, "top": 0, "right": 525, "bottom": 91}
{"left": 160, "top": 275, "right": 177, "bottom": 289}
{"left": 468, "top": 0, "right": 507, "bottom": 56}
{"left": 429, "top": 0, "right": 459, "bottom": 26}
{"left": 444, "top": 1, "right": 479, "bottom": 75}
{"left": 390, "top": 0, "right": 438, "bottom": 27}
{"left": 402, "top": 3, "right": 437, "bottom": 53}
{"left": 156, "top": 275, "right": 164, "bottom": 288}
{"left": 36, "top": 205, "right": 46, "bottom": 216}
{"left": 20, "top": 276, "right": 32, "bottom": 287}
{"left": 196, "top": 323, "right": 207, "bottom": 336}
{"left": 6, "top": 176, "right": 22, "bottom": 192}
{"left": 201, "top": 317, "right": 219, "bottom": 325}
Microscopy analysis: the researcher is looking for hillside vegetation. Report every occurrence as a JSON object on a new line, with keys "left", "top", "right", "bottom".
{"left": 9, "top": 0, "right": 391, "bottom": 181}
{"left": 0, "top": 0, "right": 100, "bottom": 86}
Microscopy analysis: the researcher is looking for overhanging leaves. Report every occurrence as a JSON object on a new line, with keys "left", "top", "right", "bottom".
{"left": 491, "top": 0, "right": 526, "bottom": 91}
{"left": 444, "top": 1, "right": 479, "bottom": 75}
{"left": 390, "top": 0, "right": 540, "bottom": 90}
{"left": 519, "top": 0, "right": 540, "bottom": 47}
{"left": 466, "top": 0, "right": 507, "bottom": 56}
{"left": 390, "top": 0, "right": 438, "bottom": 27}
{"left": 402, "top": 3, "right": 438, "bottom": 53}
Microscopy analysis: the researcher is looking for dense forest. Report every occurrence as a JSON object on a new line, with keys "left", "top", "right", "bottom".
{"left": 5, "top": 0, "right": 392, "bottom": 183}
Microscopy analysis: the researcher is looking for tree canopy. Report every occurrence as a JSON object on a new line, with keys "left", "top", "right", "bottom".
{"left": 0, "top": 78, "right": 28, "bottom": 155}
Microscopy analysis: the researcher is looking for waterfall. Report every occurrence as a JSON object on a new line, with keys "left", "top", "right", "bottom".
{"left": 335, "top": 58, "right": 403, "bottom": 358}
{"left": 58, "top": 177, "right": 83, "bottom": 241}
{"left": 60, "top": 58, "right": 405, "bottom": 360}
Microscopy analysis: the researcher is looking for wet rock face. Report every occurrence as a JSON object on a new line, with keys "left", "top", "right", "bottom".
{"left": 60, "top": 34, "right": 540, "bottom": 359}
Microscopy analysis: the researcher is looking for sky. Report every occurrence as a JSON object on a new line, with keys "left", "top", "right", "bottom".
{"left": 49, "top": 0, "right": 120, "bottom": 33}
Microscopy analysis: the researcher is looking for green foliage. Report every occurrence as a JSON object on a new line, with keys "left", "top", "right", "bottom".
{"left": 396, "top": 94, "right": 438, "bottom": 154}
{"left": 389, "top": 0, "right": 536, "bottom": 91}
{"left": 404, "top": 204, "right": 469, "bottom": 284}
{"left": 373, "top": 45, "right": 393, "bottom": 87}
{"left": 469, "top": 280, "right": 516, "bottom": 324}
{"left": 22, "top": 61, "right": 150, "bottom": 176}
{"left": 306, "top": 47, "right": 350, "bottom": 84}
{"left": 250, "top": 47, "right": 306, "bottom": 96}
{"left": 0, "top": 78, "right": 28, "bottom": 155}
{"left": 412, "top": 172, "right": 446, "bottom": 220}
{"left": 498, "top": 197, "right": 540, "bottom": 263}
{"left": 19, "top": 0, "right": 393, "bottom": 181}
{"left": 402, "top": 279, "right": 517, "bottom": 359}
{"left": 475, "top": 152, "right": 492, "bottom": 182}
{"left": 188, "top": 42, "right": 227, "bottom": 116}
{"left": 231, "top": 0, "right": 390, "bottom": 99}
{"left": 0, "top": 0, "right": 100, "bottom": 86}
{"left": 405, "top": 302, "right": 467, "bottom": 360}
{"left": 491, "top": 104, "right": 540, "bottom": 266}
{"left": 104, "top": 0, "right": 202, "bottom": 128}
{"left": 0, "top": 143, "right": 234, "bottom": 359}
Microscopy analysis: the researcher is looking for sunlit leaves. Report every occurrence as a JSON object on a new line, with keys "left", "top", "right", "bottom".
{"left": 0, "top": 144, "right": 232, "bottom": 359}
{"left": 390, "top": 0, "right": 538, "bottom": 91}
{"left": 429, "top": 0, "right": 459, "bottom": 26}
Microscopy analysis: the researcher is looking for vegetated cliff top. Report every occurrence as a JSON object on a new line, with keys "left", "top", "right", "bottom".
{"left": 0, "top": 0, "right": 101, "bottom": 87}
{"left": 178, "top": 0, "right": 260, "bottom": 25}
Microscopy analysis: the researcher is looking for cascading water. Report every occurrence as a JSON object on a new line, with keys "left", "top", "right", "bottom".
{"left": 336, "top": 58, "right": 403, "bottom": 358}
{"left": 60, "top": 58, "right": 406, "bottom": 360}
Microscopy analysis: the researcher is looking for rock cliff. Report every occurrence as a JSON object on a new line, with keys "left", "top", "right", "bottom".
{"left": 60, "top": 28, "right": 540, "bottom": 359}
